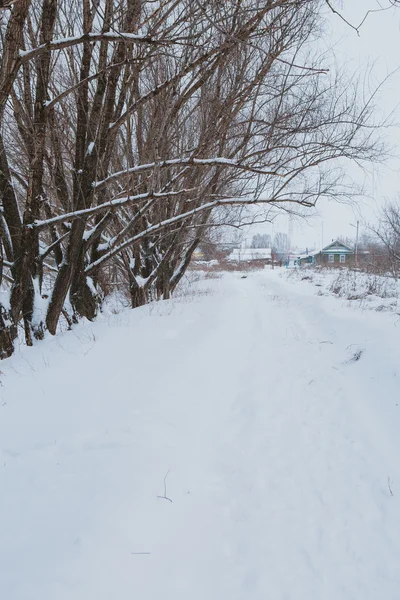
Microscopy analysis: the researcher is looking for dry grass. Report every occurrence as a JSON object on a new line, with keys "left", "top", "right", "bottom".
{"left": 329, "top": 270, "right": 398, "bottom": 300}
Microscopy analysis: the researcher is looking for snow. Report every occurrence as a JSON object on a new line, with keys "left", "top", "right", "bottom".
{"left": 1, "top": 269, "right": 400, "bottom": 599}
{"left": 32, "top": 276, "right": 49, "bottom": 329}
{"left": 134, "top": 274, "right": 149, "bottom": 287}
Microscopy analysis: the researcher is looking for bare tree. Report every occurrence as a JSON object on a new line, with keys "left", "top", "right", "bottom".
{"left": 251, "top": 234, "right": 271, "bottom": 249}
{"left": 325, "top": 0, "right": 400, "bottom": 35}
{"left": 371, "top": 200, "right": 400, "bottom": 278}
{"left": 0, "top": 0, "right": 388, "bottom": 357}
{"left": 273, "top": 232, "right": 290, "bottom": 255}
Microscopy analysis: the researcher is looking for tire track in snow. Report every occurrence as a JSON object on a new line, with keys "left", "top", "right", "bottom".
{"left": 212, "top": 272, "right": 400, "bottom": 599}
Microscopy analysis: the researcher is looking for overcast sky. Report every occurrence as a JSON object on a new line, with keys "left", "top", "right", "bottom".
{"left": 248, "top": 1, "right": 400, "bottom": 251}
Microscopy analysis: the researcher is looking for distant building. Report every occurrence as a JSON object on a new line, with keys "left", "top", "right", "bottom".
{"left": 215, "top": 242, "right": 240, "bottom": 252}
{"left": 228, "top": 247, "right": 272, "bottom": 265}
{"left": 297, "top": 240, "right": 369, "bottom": 266}
{"left": 192, "top": 248, "right": 205, "bottom": 260}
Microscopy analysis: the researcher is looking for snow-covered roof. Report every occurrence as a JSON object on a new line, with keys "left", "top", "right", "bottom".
{"left": 294, "top": 249, "right": 320, "bottom": 258}
{"left": 320, "top": 240, "right": 354, "bottom": 254}
{"left": 228, "top": 248, "right": 272, "bottom": 261}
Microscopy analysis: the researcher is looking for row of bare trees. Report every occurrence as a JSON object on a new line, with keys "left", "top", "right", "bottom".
{"left": 0, "top": 0, "right": 385, "bottom": 357}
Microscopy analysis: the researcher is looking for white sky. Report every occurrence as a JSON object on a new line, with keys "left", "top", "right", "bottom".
{"left": 247, "top": 1, "right": 400, "bottom": 251}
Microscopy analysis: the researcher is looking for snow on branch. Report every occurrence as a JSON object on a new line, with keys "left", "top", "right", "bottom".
{"left": 19, "top": 31, "right": 178, "bottom": 65}
{"left": 94, "top": 158, "right": 283, "bottom": 190}
{"left": 28, "top": 189, "right": 196, "bottom": 231}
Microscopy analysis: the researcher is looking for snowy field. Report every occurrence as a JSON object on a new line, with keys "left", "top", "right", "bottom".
{"left": 1, "top": 268, "right": 400, "bottom": 599}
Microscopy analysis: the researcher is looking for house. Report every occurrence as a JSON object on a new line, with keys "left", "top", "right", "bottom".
{"left": 316, "top": 240, "right": 355, "bottom": 265}
{"left": 298, "top": 239, "right": 372, "bottom": 267}
{"left": 294, "top": 248, "right": 320, "bottom": 266}
{"left": 228, "top": 247, "right": 272, "bottom": 265}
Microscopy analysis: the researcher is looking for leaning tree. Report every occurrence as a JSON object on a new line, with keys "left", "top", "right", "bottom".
{"left": 0, "top": 0, "right": 387, "bottom": 356}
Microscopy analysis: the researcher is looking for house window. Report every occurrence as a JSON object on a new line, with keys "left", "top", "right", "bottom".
{"left": 340, "top": 254, "right": 346, "bottom": 263}
{"left": 328, "top": 254, "right": 334, "bottom": 263}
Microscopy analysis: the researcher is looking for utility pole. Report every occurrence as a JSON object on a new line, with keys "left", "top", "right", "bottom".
{"left": 350, "top": 220, "right": 360, "bottom": 268}
{"left": 271, "top": 221, "right": 275, "bottom": 269}
{"left": 288, "top": 213, "right": 294, "bottom": 250}
{"left": 355, "top": 220, "right": 359, "bottom": 267}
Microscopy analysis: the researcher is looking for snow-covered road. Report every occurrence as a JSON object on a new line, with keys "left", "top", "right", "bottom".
{"left": 1, "top": 270, "right": 400, "bottom": 599}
